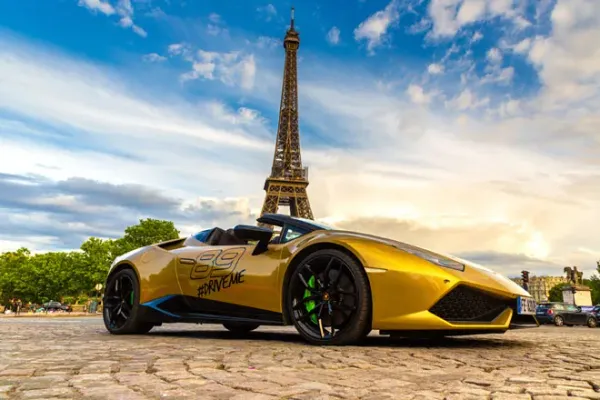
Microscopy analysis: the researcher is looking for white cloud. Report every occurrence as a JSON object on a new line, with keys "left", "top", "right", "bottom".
{"left": 167, "top": 43, "right": 191, "bottom": 59}
{"left": 445, "top": 88, "right": 489, "bottom": 110}
{"left": 326, "top": 26, "right": 341, "bottom": 45}
{"left": 253, "top": 36, "right": 281, "bottom": 50}
{"left": 406, "top": 84, "right": 431, "bottom": 104}
{"left": 142, "top": 53, "right": 166, "bottom": 62}
{"left": 427, "top": 63, "right": 444, "bottom": 74}
{"left": 354, "top": 0, "right": 401, "bottom": 54}
{"left": 77, "top": 0, "right": 115, "bottom": 15}
{"left": 178, "top": 49, "right": 256, "bottom": 90}
{"left": 456, "top": 0, "right": 486, "bottom": 25}
{"left": 77, "top": 0, "right": 147, "bottom": 37}
{"left": 427, "top": 0, "right": 531, "bottom": 38}
{"left": 498, "top": 99, "right": 521, "bottom": 117}
{"left": 175, "top": 48, "right": 256, "bottom": 89}
{"left": 486, "top": 47, "right": 502, "bottom": 63}
{"left": 257, "top": 4, "right": 277, "bottom": 21}
{"left": 471, "top": 31, "right": 483, "bottom": 42}
{"left": 513, "top": 38, "right": 532, "bottom": 54}
{"left": 524, "top": 0, "right": 600, "bottom": 109}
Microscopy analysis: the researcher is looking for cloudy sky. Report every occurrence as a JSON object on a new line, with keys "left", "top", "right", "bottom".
{"left": 0, "top": 0, "right": 598, "bottom": 279}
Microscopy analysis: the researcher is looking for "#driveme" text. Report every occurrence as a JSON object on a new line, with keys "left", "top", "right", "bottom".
{"left": 197, "top": 269, "right": 246, "bottom": 297}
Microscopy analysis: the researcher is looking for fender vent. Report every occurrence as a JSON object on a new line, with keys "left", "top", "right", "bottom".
{"left": 429, "top": 285, "right": 511, "bottom": 323}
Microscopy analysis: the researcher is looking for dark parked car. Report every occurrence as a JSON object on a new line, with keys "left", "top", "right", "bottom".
{"left": 536, "top": 302, "right": 596, "bottom": 327}
{"left": 42, "top": 301, "right": 72, "bottom": 312}
{"left": 588, "top": 306, "right": 599, "bottom": 328}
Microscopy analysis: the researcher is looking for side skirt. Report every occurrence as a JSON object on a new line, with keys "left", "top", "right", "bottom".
{"left": 379, "top": 329, "right": 508, "bottom": 338}
{"left": 137, "top": 294, "right": 286, "bottom": 326}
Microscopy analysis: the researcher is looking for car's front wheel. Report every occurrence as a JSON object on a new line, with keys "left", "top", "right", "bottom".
{"left": 587, "top": 317, "right": 597, "bottom": 328}
{"left": 103, "top": 268, "right": 153, "bottom": 335}
{"left": 286, "top": 248, "right": 372, "bottom": 345}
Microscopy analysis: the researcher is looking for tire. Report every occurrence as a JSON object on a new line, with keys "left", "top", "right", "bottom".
{"left": 587, "top": 318, "right": 597, "bottom": 328}
{"left": 285, "top": 248, "right": 371, "bottom": 345}
{"left": 223, "top": 322, "right": 260, "bottom": 333}
{"left": 554, "top": 315, "right": 564, "bottom": 326}
{"left": 103, "top": 268, "right": 153, "bottom": 334}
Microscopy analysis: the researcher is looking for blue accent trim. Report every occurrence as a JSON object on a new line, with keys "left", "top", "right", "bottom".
{"left": 141, "top": 295, "right": 180, "bottom": 318}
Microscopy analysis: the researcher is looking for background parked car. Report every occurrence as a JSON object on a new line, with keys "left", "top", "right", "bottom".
{"left": 42, "top": 301, "right": 72, "bottom": 312}
{"left": 535, "top": 302, "right": 596, "bottom": 327}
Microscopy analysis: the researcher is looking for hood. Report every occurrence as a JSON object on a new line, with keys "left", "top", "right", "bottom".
{"left": 327, "top": 230, "right": 531, "bottom": 297}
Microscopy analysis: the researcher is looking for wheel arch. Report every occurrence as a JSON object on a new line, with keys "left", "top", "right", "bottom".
{"left": 280, "top": 241, "right": 372, "bottom": 325}
{"left": 105, "top": 261, "right": 142, "bottom": 291}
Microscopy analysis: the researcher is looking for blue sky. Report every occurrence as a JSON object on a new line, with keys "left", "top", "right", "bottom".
{"left": 0, "top": 0, "right": 599, "bottom": 279}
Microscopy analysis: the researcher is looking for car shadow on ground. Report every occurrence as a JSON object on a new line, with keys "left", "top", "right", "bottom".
{"left": 145, "top": 329, "right": 533, "bottom": 349}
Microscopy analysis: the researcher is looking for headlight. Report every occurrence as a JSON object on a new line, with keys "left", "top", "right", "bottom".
{"left": 392, "top": 243, "right": 465, "bottom": 271}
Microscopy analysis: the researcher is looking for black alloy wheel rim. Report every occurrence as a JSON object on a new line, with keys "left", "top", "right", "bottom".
{"left": 104, "top": 274, "right": 135, "bottom": 330}
{"left": 290, "top": 255, "right": 358, "bottom": 340}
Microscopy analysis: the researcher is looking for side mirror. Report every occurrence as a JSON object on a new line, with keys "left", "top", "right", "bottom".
{"left": 232, "top": 225, "right": 273, "bottom": 255}
{"left": 577, "top": 307, "right": 582, "bottom": 312}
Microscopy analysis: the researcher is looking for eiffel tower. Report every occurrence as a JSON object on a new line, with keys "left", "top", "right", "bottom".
{"left": 259, "top": 8, "right": 314, "bottom": 221}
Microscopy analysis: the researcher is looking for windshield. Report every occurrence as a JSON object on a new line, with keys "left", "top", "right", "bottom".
{"left": 291, "top": 217, "right": 336, "bottom": 230}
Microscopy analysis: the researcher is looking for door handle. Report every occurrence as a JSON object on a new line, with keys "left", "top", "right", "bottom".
{"left": 179, "top": 258, "right": 195, "bottom": 265}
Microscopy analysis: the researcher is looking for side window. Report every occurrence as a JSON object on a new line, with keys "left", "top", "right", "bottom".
{"left": 280, "top": 226, "right": 309, "bottom": 244}
{"left": 566, "top": 305, "right": 578, "bottom": 312}
{"left": 554, "top": 304, "right": 564, "bottom": 310}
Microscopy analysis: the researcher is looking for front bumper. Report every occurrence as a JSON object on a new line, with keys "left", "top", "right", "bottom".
{"left": 376, "top": 284, "right": 539, "bottom": 334}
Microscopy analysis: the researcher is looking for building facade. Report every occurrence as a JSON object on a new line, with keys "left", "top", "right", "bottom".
{"left": 510, "top": 276, "right": 568, "bottom": 303}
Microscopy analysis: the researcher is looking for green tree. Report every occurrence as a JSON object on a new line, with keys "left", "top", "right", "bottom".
{"left": 0, "top": 248, "right": 31, "bottom": 303}
{"left": 0, "top": 218, "right": 180, "bottom": 305}
{"left": 548, "top": 283, "right": 569, "bottom": 302}
{"left": 79, "top": 237, "right": 116, "bottom": 292}
{"left": 112, "top": 218, "right": 180, "bottom": 257}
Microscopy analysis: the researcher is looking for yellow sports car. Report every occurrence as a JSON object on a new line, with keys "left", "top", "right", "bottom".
{"left": 102, "top": 213, "right": 538, "bottom": 345}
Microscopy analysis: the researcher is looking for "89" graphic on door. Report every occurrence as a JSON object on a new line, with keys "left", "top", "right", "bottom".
{"left": 189, "top": 247, "right": 246, "bottom": 280}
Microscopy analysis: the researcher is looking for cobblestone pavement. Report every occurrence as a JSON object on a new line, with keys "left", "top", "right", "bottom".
{"left": 1, "top": 318, "right": 599, "bottom": 400}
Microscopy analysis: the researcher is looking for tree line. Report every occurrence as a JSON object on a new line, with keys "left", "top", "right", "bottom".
{"left": 0, "top": 218, "right": 180, "bottom": 305}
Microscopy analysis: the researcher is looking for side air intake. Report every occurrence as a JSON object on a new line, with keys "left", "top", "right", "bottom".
{"left": 429, "top": 285, "right": 511, "bottom": 323}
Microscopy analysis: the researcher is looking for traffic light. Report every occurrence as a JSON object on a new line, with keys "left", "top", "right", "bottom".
{"left": 521, "top": 270, "right": 529, "bottom": 290}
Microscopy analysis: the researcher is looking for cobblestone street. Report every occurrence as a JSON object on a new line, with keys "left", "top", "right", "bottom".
{"left": 0, "top": 317, "right": 599, "bottom": 400}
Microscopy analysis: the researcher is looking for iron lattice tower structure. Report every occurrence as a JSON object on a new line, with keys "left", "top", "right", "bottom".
{"left": 259, "top": 8, "right": 314, "bottom": 221}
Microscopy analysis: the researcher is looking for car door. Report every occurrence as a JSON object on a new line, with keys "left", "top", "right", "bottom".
{"left": 563, "top": 305, "right": 580, "bottom": 324}
{"left": 174, "top": 243, "right": 285, "bottom": 321}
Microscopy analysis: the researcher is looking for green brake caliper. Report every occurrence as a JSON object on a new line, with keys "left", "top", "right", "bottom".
{"left": 130, "top": 291, "right": 134, "bottom": 305}
{"left": 303, "top": 276, "right": 318, "bottom": 324}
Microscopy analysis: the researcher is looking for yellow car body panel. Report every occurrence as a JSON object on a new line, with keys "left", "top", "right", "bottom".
{"left": 105, "top": 214, "right": 538, "bottom": 336}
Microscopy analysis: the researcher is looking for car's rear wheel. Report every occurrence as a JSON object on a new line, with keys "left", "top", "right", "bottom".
{"left": 286, "top": 249, "right": 371, "bottom": 345}
{"left": 587, "top": 318, "right": 597, "bottom": 328}
{"left": 554, "top": 315, "right": 564, "bottom": 326}
{"left": 103, "top": 268, "right": 153, "bottom": 334}
{"left": 223, "top": 322, "right": 260, "bottom": 333}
